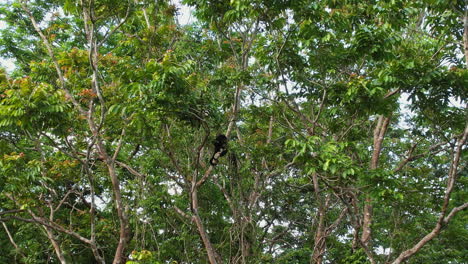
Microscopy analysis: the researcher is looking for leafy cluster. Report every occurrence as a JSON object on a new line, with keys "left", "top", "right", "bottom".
{"left": 0, "top": 0, "right": 466, "bottom": 264}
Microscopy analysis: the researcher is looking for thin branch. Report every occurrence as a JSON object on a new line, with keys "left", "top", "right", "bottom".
{"left": 98, "top": 1, "right": 132, "bottom": 47}
{"left": 0, "top": 209, "right": 25, "bottom": 216}
{"left": 115, "top": 161, "right": 145, "bottom": 179}
{"left": 21, "top": 2, "right": 85, "bottom": 114}
{"left": 313, "top": 89, "right": 327, "bottom": 124}
{"left": 394, "top": 135, "right": 459, "bottom": 172}
{"left": 383, "top": 88, "right": 400, "bottom": 99}
{"left": 53, "top": 189, "right": 74, "bottom": 213}
{"left": 4, "top": 215, "right": 94, "bottom": 245}
{"left": 173, "top": 206, "right": 193, "bottom": 222}
{"left": 2, "top": 222, "right": 27, "bottom": 259}
{"left": 112, "top": 127, "right": 126, "bottom": 161}
{"left": 325, "top": 207, "right": 348, "bottom": 235}
{"left": 444, "top": 203, "right": 468, "bottom": 223}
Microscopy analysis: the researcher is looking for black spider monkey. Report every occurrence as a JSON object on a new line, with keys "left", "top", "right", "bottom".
{"left": 210, "top": 134, "right": 228, "bottom": 166}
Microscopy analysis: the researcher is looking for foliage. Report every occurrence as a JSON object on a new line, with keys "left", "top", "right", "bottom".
{"left": 0, "top": 0, "right": 466, "bottom": 263}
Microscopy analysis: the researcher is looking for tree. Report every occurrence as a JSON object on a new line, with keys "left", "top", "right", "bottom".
{"left": 0, "top": 0, "right": 466, "bottom": 263}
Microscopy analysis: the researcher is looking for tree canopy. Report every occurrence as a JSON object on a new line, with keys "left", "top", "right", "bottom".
{"left": 0, "top": 0, "right": 467, "bottom": 263}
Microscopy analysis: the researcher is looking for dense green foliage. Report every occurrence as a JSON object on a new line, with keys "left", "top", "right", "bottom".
{"left": 0, "top": 0, "right": 466, "bottom": 263}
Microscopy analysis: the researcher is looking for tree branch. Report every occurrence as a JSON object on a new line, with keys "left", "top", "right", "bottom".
{"left": 391, "top": 122, "right": 468, "bottom": 264}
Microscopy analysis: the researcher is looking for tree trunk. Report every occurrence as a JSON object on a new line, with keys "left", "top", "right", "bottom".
{"left": 311, "top": 204, "right": 326, "bottom": 264}
{"left": 361, "top": 116, "right": 390, "bottom": 246}
{"left": 191, "top": 185, "right": 221, "bottom": 264}
{"left": 464, "top": 8, "right": 468, "bottom": 67}
{"left": 310, "top": 174, "right": 328, "bottom": 264}
{"left": 107, "top": 162, "right": 131, "bottom": 264}
{"left": 44, "top": 227, "right": 67, "bottom": 264}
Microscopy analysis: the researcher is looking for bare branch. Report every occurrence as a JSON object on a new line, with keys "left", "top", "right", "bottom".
{"left": 384, "top": 88, "right": 400, "bottom": 99}
{"left": 394, "top": 135, "right": 459, "bottom": 172}
{"left": 0, "top": 209, "right": 25, "bottom": 216}
{"left": 53, "top": 189, "right": 74, "bottom": 213}
{"left": 325, "top": 207, "right": 348, "bottom": 235}
{"left": 444, "top": 203, "right": 468, "bottom": 223}
{"left": 98, "top": 1, "right": 132, "bottom": 47}
{"left": 173, "top": 206, "right": 193, "bottom": 222}
{"left": 2, "top": 222, "right": 27, "bottom": 259}
{"left": 115, "top": 161, "right": 144, "bottom": 179}
{"left": 112, "top": 127, "right": 126, "bottom": 161}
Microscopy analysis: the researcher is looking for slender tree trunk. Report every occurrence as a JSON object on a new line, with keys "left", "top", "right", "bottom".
{"left": 240, "top": 215, "right": 253, "bottom": 264}
{"left": 80, "top": 2, "right": 132, "bottom": 262}
{"left": 191, "top": 185, "right": 221, "bottom": 264}
{"left": 361, "top": 116, "right": 390, "bottom": 246}
{"left": 44, "top": 227, "right": 67, "bottom": 264}
{"left": 107, "top": 162, "right": 131, "bottom": 264}
{"left": 463, "top": 7, "right": 468, "bottom": 67}
{"left": 311, "top": 200, "right": 327, "bottom": 264}
{"left": 310, "top": 174, "right": 328, "bottom": 264}
{"left": 85, "top": 167, "right": 106, "bottom": 264}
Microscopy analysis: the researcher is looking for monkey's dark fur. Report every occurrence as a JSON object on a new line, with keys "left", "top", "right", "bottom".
{"left": 210, "top": 134, "right": 228, "bottom": 166}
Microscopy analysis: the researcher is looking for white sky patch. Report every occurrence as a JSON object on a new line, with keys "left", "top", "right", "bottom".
{"left": 397, "top": 93, "right": 415, "bottom": 130}
{"left": 0, "top": 58, "right": 15, "bottom": 72}
{"left": 449, "top": 96, "right": 466, "bottom": 108}
{"left": 163, "top": 179, "right": 183, "bottom": 195}
{"left": 174, "top": 0, "right": 194, "bottom": 25}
